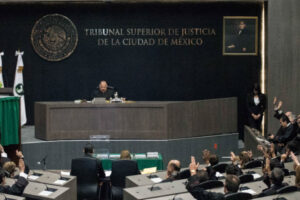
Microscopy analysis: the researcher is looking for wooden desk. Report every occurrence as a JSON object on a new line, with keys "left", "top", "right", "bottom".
{"left": 35, "top": 98, "right": 237, "bottom": 140}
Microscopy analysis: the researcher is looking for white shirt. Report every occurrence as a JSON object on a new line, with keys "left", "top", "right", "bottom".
{"left": 254, "top": 97, "right": 260, "bottom": 106}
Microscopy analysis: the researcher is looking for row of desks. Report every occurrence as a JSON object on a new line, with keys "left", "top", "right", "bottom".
{"left": 4, "top": 170, "right": 77, "bottom": 200}
{"left": 124, "top": 174, "right": 296, "bottom": 200}
{"left": 123, "top": 160, "right": 297, "bottom": 200}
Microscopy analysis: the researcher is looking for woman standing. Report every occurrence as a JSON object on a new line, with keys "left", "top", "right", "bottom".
{"left": 246, "top": 83, "right": 266, "bottom": 131}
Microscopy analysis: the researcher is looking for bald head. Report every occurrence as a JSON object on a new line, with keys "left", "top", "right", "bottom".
{"left": 167, "top": 160, "right": 181, "bottom": 177}
{"left": 285, "top": 111, "right": 295, "bottom": 123}
{"left": 99, "top": 81, "right": 108, "bottom": 93}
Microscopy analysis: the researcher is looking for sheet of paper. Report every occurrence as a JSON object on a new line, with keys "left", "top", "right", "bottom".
{"left": 241, "top": 189, "right": 257, "bottom": 195}
{"left": 105, "top": 171, "right": 112, "bottom": 177}
{"left": 61, "top": 171, "right": 70, "bottom": 176}
{"left": 134, "top": 154, "right": 146, "bottom": 159}
{"left": 215, "top": 172, "right": 224, "bottom": 178}
{"left": 38, "top": 191, "right": 53, "bottom": 196}
{"left": 109, "top": 154, "right": 120, "bottom": 159}
{"left": 147, "top": 152, "right": 159, "bottom": 158}
{"left": 252, "top": 173, "right": 261, "bottom": 180}
{"left": 97, "top": 154, "right": 109, "bottom": 159}
{"left": 141, "top": 167, "right": 157, "bottom": 175}
{"left": 28, "top": 175, "right": 39, "bottom": 180}
{"left": 54, "top": 179, "right": 67, "bottom": 185}
{"left": 151, "top": 178, "right": 162, "bottom": 183}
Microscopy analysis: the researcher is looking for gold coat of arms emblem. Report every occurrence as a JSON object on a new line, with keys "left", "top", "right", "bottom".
{"left": 31, "top": 14, "right": 78, "bottom": 61}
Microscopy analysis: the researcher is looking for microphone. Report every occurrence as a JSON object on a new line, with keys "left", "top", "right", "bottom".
{"left": 37, "top": 155, "right": 48, "bottom": 170}
{"left": 34, "top": 180, "right": 52, "bottom": 192}
{"left": 107, "top": 85, "right": 115, "bottom": 90}
{"left": 172, "top": 194, "right": 183, "bottom": 200}
{"left": 149, "top": 183, "right": 161, "bottom": 191}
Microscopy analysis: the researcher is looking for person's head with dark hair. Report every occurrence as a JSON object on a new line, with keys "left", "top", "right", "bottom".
{"left": 196, "top": 170, "right": 209, "bottom": 183}
{"left": 209, "top": 154, "right": 219, "bottom": 166}
{"left": 226, "top": 164, "right": 243, "bottom": 176}
{"left": 270, "top": 168, "right": 285, "bottom": 186}
{"left": 252, "top": 83, "right": 261, "bottom": 95}
{"left": 224, "top": 175, "right": 240, "bottom": 194}
{"left": 239, "top": 21, "right": 246, "bottom": 30}
{"left": 280, "top": 114, "right": 290, "bottom": 128}
{"left": 270, "top": 159, "right": 284, "bottom": 171}
{"left": 84, "top": 143, "right": 94, "bottom": 155}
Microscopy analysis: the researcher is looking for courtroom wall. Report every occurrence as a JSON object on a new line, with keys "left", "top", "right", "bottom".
{"left": 0, "top": 2, "right": 262, "bottom": 137}
{"left": 267, "top": 0, "right": 300, "bottom": 133}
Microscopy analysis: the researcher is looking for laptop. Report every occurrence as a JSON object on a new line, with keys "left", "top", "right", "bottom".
{"left": 92, "top": 97, "right": 106, "bottom": 104}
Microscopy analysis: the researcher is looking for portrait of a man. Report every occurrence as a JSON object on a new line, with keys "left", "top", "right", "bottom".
{"left": 223, "top": 16, "right": 258, "bottom": 55}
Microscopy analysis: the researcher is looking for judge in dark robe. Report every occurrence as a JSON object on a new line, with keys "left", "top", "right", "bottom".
{"left": 92, "top": 80, "right": 114, "bottom": 100}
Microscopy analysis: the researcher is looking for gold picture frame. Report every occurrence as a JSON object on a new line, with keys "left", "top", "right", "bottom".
{"left": 223, "top": 16, "right": 258, "bottom": 56}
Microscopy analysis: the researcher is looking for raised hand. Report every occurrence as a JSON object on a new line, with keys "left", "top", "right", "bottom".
{"left": 277, "top": 100, "right": 283, "bottom": 110}
{"left": 273, "top": 97, "right": 277, "bottom": 105}
{"left": 202, "top": 149, "right": 210, "bottom": 164}
{"left": 290, "top": 152, "right": 300, "bottom": 166}
{"left": 0, "top": 144, "right": 4, "bottom": 153}
{"left": 189, "top": 156, "right": 199, "bottom": 175}
{"left": 16, "top": 150, "right": 24, "bottom": 158}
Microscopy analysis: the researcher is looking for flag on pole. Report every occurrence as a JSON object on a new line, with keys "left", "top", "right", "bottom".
{"left": 0, "top": 52, "right": 4, "bottom": 88}
{"left": 13, "top": 50, "right": 27, "bottom": 126}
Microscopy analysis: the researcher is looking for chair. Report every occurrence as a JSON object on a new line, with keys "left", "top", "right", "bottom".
{"left": 110, "top": 160, "right": 140, "bottom": 200}
{"left": 212, "top": 163, "right": 228, "bottom": 173}
{"left": 179, "top": 169, "right": 191, "bottom": 179}
{"left": 198, "top": 180, "right": 224, "bottom": 189}
{"left": 224, "top": 192, "right": 252, "bottom": 200}
{"left": 71, "top": 157, "right": 101, "bottom": 200}
{"left": 239, "top": 174, "right": 254, "bottom": 184}
{"left": 244, "top": 160, "right": 262, "bottom": 169}
{"left": 282, "top": 168, "right": 290, "bottom": 176}
{"left": 276, "top": 185, "right": 298, "bottom": 194}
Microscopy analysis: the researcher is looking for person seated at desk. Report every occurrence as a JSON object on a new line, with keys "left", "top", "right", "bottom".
{"left": 187, "top": 156, "right": 240, "bottom": 200}
{"left": 286, "top": 115, "right": 300, "bottom": 154}
{"left": 120, "top": 150, "right": 132, "bottom": 160}
{"left": 230, "top": 150, "right": 254, "bottom": 169}
{"left": 258, "top": 167, "right": 288, "bottom": 197}
{"left": 91, "top": 80, "right": 114, "bottom": 100}
{"left": 225, "top": 164, "right": 243, "bottom": 176}
{"left": 202, "top": 149, "right": 218, "bottom": 180}
{"left": 268, "top": 114, "right": 296, "bottom": 153}
{"left": 83, "top": 143, "right": 106, "bottom": 181}
{"left": 0, "top": 150, "right": 28, "bottom": 196}
{"left": 162, "top": 160, "right": 181, "bottom": 182}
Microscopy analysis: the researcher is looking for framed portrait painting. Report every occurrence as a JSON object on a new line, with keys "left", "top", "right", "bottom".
{"left": 223, "top": 16, "right": 258, "bottom": 56}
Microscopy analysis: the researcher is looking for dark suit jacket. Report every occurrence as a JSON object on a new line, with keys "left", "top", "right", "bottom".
{"left": 274, "top": 124, "right": 296, "bottom": 144}
{"left": 186, "top": 177, "right": 225, "bottom": 200}
{"left": 85, "top": 154, "right": 106, "bottom": 182}
{"left": 246, "top": 93, "right": 266, "bottom": 116}
{"left": 91, "top": 88, "right": 114, "bottom": 100}
{"left": 110, "top": 160, "right": 140, "bottom": 188}
{"left": 0, "top": 176, "right": 28, "bottom": 196}
{"left": 0, "top": 157, "right": 10, "bottom": 168}
{"left": 161, "top": 172, "right": 181, "bottom": 183}
{"left": 258, "top": 183, "right": 287, "bottom": 197}
{"left": 206, "top": 166, "right": 218, "bottom": 181}
{"left": 274, "top": 109, "right": 284, "bottom": 120}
